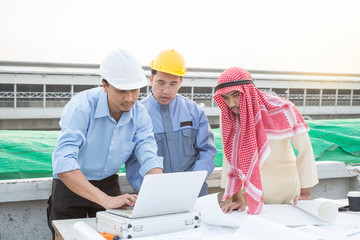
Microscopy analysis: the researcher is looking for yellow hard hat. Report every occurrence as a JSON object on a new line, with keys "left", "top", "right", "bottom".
{"left": 151, "top": 49, "right": 187, "bottom": 76}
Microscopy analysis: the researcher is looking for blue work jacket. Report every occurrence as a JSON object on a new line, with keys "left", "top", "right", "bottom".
{"left": 126, "top": 93, "right": 217, "bottom": 196}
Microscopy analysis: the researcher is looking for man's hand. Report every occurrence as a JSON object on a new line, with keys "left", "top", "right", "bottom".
{"left": 221, "top": 190, "right": 246, "bottom": 213}
{"left": 102, "top": 194, "right": 138, "bottom": 209}
{"left": 293, "top": 188, "right": 312, "bottom": 205}
{"left": 222, "top": 201, "right": 246, "bottom": 213}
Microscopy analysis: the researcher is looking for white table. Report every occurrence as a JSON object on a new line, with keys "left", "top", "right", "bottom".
{"left": 52, "top": 218, "right": 96, "bottom": 240}
{"left": 52, "top": 210, "right": 360, "bottom": 240}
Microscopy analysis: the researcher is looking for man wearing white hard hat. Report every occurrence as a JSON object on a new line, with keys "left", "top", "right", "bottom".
{"left": 47, "top": 49, "right": 163, "bottom": 238}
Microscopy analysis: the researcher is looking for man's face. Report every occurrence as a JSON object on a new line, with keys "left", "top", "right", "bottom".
{"left": 149, "top": 71, "right": 182, "bottom": 105}
{"left": 102, "top": 80, "right": 140, "bottom": 116}
{"left": 221, "top": 90, "right": 240, "bottom": 115}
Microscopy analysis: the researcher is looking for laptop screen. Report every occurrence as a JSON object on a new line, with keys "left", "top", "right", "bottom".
{"left": 108, "top": 171, "right": 207, "bottom": 218}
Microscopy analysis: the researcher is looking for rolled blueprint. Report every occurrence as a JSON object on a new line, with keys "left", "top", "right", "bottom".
{"left": 71, "top": 221, "right": 106, "bottom": 240}
{"left": 296, "top": 199, "right": 338, "bottom": 223}
{"left": 194, "top": 192, "right": 240, "bottom": 227}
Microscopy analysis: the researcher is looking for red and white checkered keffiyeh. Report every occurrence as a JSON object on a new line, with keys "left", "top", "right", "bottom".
{"left": 213, "top": 67, "right": 309, "bottom": 215}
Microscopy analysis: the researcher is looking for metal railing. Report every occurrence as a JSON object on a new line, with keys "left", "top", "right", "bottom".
{"left": 1, "top": 87, "right": 360, "bottom": 109}
{"left": 1, "top": 61, "right": 360, "bottom": 118}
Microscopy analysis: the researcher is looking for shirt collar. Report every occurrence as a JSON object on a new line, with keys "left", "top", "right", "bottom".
{"left": 148, "top": 91, "right": 178, "bottom": 108}
{"left": 94, "top": 90, "right": 134, "bottom": 125}
{"left": 94, "top": 90, "right": 110, "bottom": 119}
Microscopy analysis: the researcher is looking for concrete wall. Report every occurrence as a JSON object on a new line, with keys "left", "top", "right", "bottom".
{"left": 1, "top": 162, "right": 359, "bottom": 240}
{"left": 311, "top": 162, "right": 360, "bottom": 199}
{"left": 0, "top": 200, "right": 50, "bottom": 240}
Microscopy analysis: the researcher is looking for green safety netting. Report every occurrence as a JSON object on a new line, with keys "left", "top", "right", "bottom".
{"left": 0, "top": 119, "right": 359, "bottom": 180}
{"left": 306, "top": 119, "right": 360, "bottom": 164}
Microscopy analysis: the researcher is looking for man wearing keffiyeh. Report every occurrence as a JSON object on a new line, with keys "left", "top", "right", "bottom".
{"left": 213, "top": 67, "right": 319, "bottom": 215}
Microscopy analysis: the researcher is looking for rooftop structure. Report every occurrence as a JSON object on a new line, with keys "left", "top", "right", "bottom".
{"left": 1, "top": 61, "right": 360, "bottom": 129}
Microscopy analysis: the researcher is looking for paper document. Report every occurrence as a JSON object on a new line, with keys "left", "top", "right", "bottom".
{"left": 194, "top": 197, "right": 318, "bottom": 240}
{"left": 295, "top": 198, "right": 338, "bottom": 223}
{"left": 194, "top": 193, "right": 338, "bottom": 227}
{"left": 131, "top": 228, "right": 203, "bottom": 240}
{"left": 71, "top": 221, "right": 106, "bottom": 240}
{"left": 229, "top": 199, "right": 338, "bottom": 226}
{"left": 316, "top": 197, "right": 349, "bottom": 210}
{"left": 235, "top": 216, "right": 317, "bottom": 240}
{"left": 194, "top": 193, "right": 240, "bottom": 227}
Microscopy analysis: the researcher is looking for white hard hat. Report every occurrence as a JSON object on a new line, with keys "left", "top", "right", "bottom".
{"left": 99, "top": 48, "right": 148, "bottom": 90}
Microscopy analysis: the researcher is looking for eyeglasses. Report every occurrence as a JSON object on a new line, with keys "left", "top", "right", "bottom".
{"left": 154, "top": 80, "right": 180, "bottom": 92}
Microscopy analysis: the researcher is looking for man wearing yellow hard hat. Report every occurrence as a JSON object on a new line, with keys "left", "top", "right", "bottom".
{"left": 126, "top": 49, "right": 217, "bottom": 196}
{"left": 47, "top": 49, "right": 163, "bottom": 239}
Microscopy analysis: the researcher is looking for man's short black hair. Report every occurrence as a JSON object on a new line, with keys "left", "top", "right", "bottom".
{"left": 151, "top": 69, "right": 157, "bottom": 77}
{"left": 102, "top": 79, "right": 109, "bottom": 86}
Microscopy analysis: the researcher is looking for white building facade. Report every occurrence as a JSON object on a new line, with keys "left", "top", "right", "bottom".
{"left": 1, "top": 61, "right": 360, "bottom": 129}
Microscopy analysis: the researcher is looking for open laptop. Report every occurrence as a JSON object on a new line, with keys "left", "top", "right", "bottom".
{"left": 106, "top": 170, "right": 207, "bottom": 218}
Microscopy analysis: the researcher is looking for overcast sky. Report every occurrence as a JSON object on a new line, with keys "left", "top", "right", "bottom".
{"left": 1, "top": 0, "right": 360, "bottom": 74}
